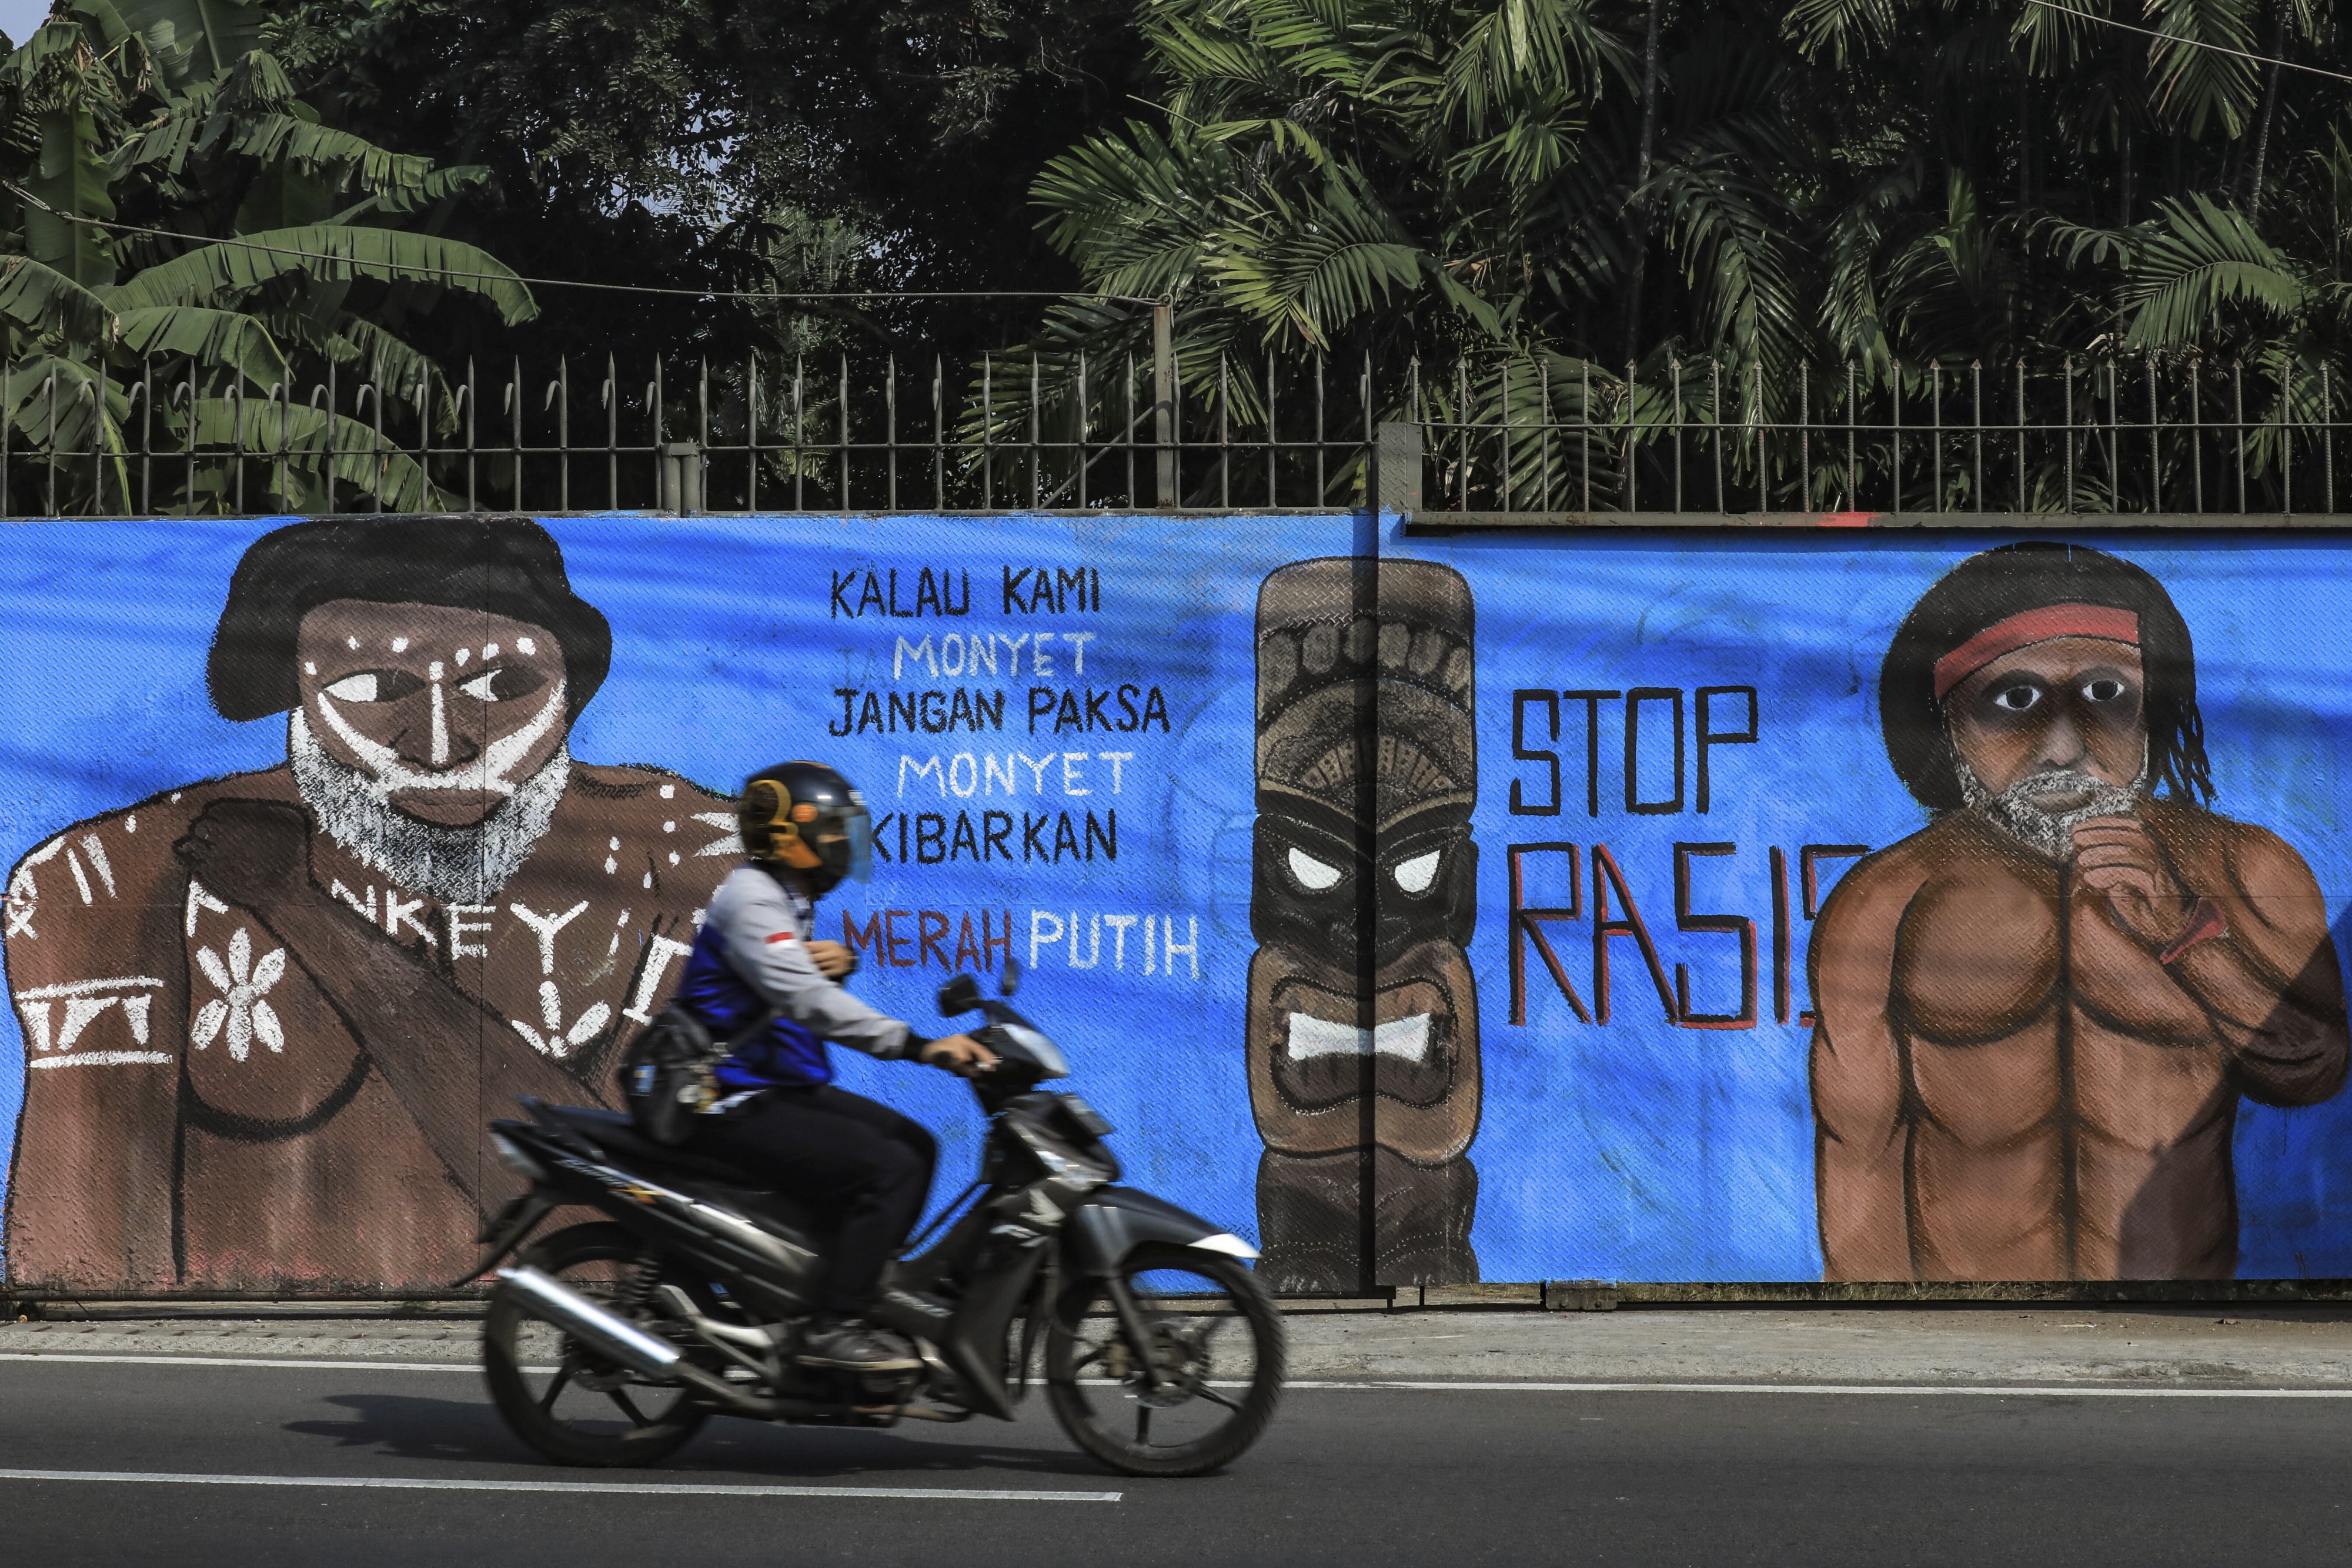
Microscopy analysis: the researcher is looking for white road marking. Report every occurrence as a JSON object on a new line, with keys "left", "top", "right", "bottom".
{"left": 0, "top": 1353, "right": 482, "bottom": 1372}
{"left": 0, "top": 1468, "right": 1117, "bottom": 1502}
{"left": 1278, "top": 1380, "right": 2352, "bottom": 1398}
{"left": 6, "top": 1354, "right": 2349, "bottom": 1398}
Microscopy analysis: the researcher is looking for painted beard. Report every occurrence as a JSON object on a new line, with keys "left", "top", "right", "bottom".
{"left": 289, "top": 710, "right": 569, "bottom": 906}
{"left": 1956, "top": 757, "right": 2145, "bottom": 861}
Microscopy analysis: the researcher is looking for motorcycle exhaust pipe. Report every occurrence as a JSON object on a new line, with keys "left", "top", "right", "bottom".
{"left": 496, "top": 1266, "right": 766, "bottom": 1413}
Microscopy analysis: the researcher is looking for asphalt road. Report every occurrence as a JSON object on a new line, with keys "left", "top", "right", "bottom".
{"left": 4, "top": 1353, "right": 2351, "bottom": 1566}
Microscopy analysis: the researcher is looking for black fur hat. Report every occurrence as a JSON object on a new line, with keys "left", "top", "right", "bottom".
{"left": 208, "top": 517, "right": 612, "bottom": 723}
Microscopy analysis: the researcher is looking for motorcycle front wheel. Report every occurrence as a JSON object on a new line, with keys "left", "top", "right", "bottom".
{"left": 1045, "top": 1243, "right": 1285, "bottom": 1477}
{"left": 483, "top": 1222, "right": 711, "bottom": 1468}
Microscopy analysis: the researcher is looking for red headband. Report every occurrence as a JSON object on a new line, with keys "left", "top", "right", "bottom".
{"left": 1932, "top": 604, "right": 2140, "bottom": 700}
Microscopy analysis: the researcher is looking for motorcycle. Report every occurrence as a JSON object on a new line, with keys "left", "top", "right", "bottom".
{"left": 465, "top": 957, "right": 1286, "bottom": 1478}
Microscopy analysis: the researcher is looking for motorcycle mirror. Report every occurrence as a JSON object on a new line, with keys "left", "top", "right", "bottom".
{"left": 999, "top": 954, "right": 1023, "bottom": 998}
{"left": 936, "top": 973, "right": 983, "bottom": 1017}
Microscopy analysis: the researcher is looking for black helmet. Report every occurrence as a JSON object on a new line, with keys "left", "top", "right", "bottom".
{"left": 737, "top": 761, "right": 873, "bottom": 894}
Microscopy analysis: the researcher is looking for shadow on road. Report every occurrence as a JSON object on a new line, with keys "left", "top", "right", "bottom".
{"left": 285, "top": 1392, "right": 1114, "bottom": 1481}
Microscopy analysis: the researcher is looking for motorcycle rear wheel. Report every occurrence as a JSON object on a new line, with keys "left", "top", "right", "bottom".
{"left": 483, "top": 1222, "right": 711, "bottom": 1468}
{"left": 1045, "top": 1243, "right": 1285, "bottom": 1477}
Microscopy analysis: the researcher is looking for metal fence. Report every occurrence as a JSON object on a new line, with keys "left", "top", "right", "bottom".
{"left": 5, "top": 349, "right": 2344, "bottom": 520}
{"left": 1409, "top": 356, "right": 2343, "bottom": 523}
{"left": 5, "top": 346, "right": 1379, "bottom": 518}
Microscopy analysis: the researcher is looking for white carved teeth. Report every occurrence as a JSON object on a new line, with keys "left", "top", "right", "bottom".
{"left": 1283, "top": 1012, "right": 1432, "bottom": 1063}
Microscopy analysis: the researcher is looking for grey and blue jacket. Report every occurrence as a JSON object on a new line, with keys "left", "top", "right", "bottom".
{"left": 674, "top": 865, "right": 913, "bottom": 1090}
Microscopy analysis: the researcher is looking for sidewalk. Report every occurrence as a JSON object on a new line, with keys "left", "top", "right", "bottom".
{"left": 7, "top": 1303, "right": 2352, "bottom": 1386}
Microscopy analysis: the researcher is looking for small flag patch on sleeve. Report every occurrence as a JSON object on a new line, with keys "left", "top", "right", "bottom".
{"left": 764, "top": 931, "right": 796, "bottom": 945}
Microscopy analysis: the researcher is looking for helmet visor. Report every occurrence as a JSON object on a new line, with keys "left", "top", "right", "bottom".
{"left": 842, "top": 809, "right": 874, "bottom": 884}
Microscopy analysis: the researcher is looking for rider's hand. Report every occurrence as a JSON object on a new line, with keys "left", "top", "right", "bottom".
{"left": 921, "top": 1032, "right": 998, "bottom": 1077}
{"left": 805, "top": 940, "right": 858, "bottom": 980}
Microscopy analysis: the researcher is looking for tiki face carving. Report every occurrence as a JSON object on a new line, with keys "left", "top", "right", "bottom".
{"left": 1247, "top": 557, "right": 1482, "bottom": 1281}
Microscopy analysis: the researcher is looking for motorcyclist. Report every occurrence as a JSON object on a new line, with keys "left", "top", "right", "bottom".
{"left": 673, "top": 760, "right": 997, "bottom": 1371}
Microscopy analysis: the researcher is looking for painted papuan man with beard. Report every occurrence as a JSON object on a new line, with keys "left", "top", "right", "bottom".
{"left": 1248, "top": 557, "right": 1480, "bottom": 1292}
{"left": 1811, "top": 543, "right": 2348, "bottom": 1281}
{"left": 2, "top": 518, "right": 740, "bottom": 1293}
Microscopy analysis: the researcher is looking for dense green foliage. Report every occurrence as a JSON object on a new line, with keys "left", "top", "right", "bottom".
{"left": 0, "top": 0, "right": 534, "bottom": 509}
{"left": 1030, "top": 0, "right": 2350, "bottom": 403}
{"left": 313, "top": 0, "right": 1150, "bottom": 363}
{"left": 2, "top": 0, "right": 2346, "bottom": 511}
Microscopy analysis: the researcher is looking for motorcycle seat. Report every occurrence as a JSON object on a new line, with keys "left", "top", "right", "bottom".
{"left": 539, "top": 1106, "right": 838, "bottom": 1243}
{"left": 541, "top": 1105, "right": 769, "bottom": 1188}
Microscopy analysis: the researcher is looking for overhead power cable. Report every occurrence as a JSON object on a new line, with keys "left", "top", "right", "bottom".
{"left": 2018, "top": 0, "right": 2352, "bottom": 86}
{"left": 0, "top": 183, "right": 1165, "bottom": 307}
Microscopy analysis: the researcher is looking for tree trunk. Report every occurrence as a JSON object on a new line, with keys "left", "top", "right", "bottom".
{"left": 2245, "top": 15, "right": 2287, "bottom": 217}
{"left": 1621, "top": 0, "right": 1666, "bottom": 366}
{"left": 2119, "top": 121, "right": 2133, "bottom": 226}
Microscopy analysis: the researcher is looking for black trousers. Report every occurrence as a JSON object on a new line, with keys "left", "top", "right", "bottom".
{"left": 687, "top": 1084, "right": 937, "bottom": 1315}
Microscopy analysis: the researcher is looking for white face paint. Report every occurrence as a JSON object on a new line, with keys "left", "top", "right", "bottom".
{"left": 310, "top": 678, "right": 567, "bottom": 800}
{"left": 289, "top": 711, "right": 570, "bottom": 904}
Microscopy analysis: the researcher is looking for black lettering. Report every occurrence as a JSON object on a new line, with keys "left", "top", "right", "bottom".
{"left": 1511, "top": 690, "right": 1561, "bottom": 815}
{"left": 1053, "top": 812, "right": 1083, "bottom": 862}
{"left": 1672, "top": 842, "right": 1756, "bottom": 1029}
{"left": 1003, "top": 566, "right": 1031, "bottom": 613}
{"left": 1084, "top": 688, "right": 1112, "bottom": 731}
{"left": 950, "top": 812, "right": 980, "bottom": 861}
{"left": 975, "top": 690, "right": 1005, "bottom": 730}
{"left": 831, "top": 687, "right": 856, "bottom": 737}
{"left": 870, "top": 814, "right": 897, "bottom": 864}
{"left": 1057, "top": 568, "right": 1087, "bottom": 612}
{"left": 831, "top": 570, "right": 857, "bottom": 619}
{"left": 983, "top": 810, "right": 1013, "bottom": 860}
{"left": 916, "top": 568, "right": 943, "bottom": 617}
{"left": 1797, "top": 843, "right": 1870, "bottom": 1025}
{"left": 1695, "top": 686, "right": 1759, "bottom": 814}
{"left": 1084, "top": 810, "right": 1117, "bottom": 861}
{"left": 1027, "top": 687, "right": 1056, "bottom": 733}
{"left": 1141, "top": 686, "right": 1170, "bottom": 733}
{"left": 916, "top": 813, "right": 947, "bottom": 864}
{"left": 948, "top": 687, "right": 974, "bottom": 732}
{"left": 1117, "top": 684, "right": 1140, "bottom": 731}
{"left": 1563, "top": 690, "right": 1621, "bottom": 817}
{"left": 1592, "top": 844, "right": 1676, "bottom": 1024}
{"left": 1506, "top": 842, "right": 1588, "bottom": 1026}
{"left": 888, "top": 692, "right": 918, "bottom": 733}
{"left": 888, "top": 567, "right": 913, "bottom": 617}
{"left": 1090, "top": 567, "right": 1100, "bottom": 611}
{"left": 1022, "top": 813, "right": 1051, "bottom": 860}
{"left": 1624, "top": 688, "right": 1685, "bottom": 815}
{"left": 857, "top": 571, "right": 886, "bottom": 617}
{"left": 944, "top": 570, "right": 971, "bottom": 615}
{"left": 856, "top": 692, "right": 884, "bottom": 735}
{"left": 1027, "top": 566, "right": 1056, "bottom": 614}
{"left": 918, "top": 690, "right": 947, "bottom": 733}
{"left": 1770, "top": 845, "right": 1791, "bottom": 1024}
{"left": 1053, "top": 690, "right": 1084, "bottom": 734}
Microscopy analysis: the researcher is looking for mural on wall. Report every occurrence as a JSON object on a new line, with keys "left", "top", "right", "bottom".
{"left": 3, "top": 519, "right": 733, "bottom": 1292}
{"left": 1247, "top": 558, "right": 1481, "bottom": 1292}
{"left": 1810, "top": 543, "right": 2350, "bottom": 1281}
{"left": 6, "top": 515, "right": 2352, "bottom": 1296}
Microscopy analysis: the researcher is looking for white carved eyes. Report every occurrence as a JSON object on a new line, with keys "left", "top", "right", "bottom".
{"left": 323, "top": 671, "right": 379, "bottom": 703}
{"left": 1288, "top": 848, "right": 1342, "bottom": 890}
{"left": 457, "top": 669, "right": 505, "bottom": 702}
{"left": 1392, "top": 850, "right": 1441, "bottom": 893}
